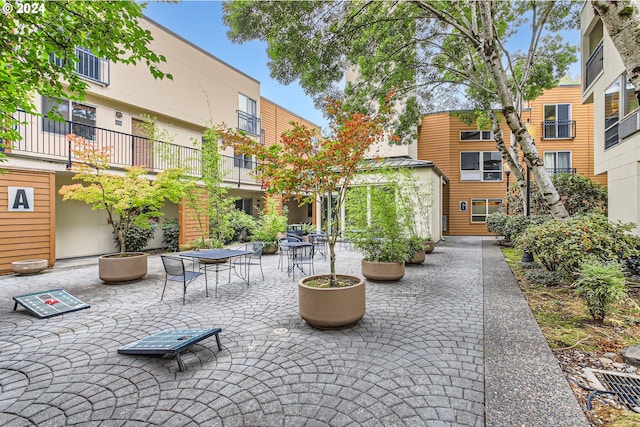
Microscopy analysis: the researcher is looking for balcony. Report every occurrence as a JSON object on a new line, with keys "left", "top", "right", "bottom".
{"left": 585, "top": 40, "right": 603, "bottom": 90}
{"left": 546, "top": 168, "right": 577, "bottom": 175}
{"left": 4, "top": 110, "right": 262, "bottom": 187}
{"left": 236, "top": 110, "right": 260, "bottom": 136}
{"left": 542, "top": 120, "right": 576, "bottom": 139}
{"left": 51, "top": 47, "right": 110, "bottom": 86}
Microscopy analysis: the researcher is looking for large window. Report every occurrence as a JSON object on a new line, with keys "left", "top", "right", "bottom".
{"left": 604, "top": 73, "right": 639, "bottom": 149}
{"left": 460, "top": 151, "right": 502, "bottom": 181}
{"left": 237, "top": 94, "right": 259, "bottom": 135}
{"left": 471, "top": 199, "right": 502, "bottom": 223}
{"left": 544, "top": 151, "right": 571, "bottom": 174}
{"left": 543, "top": 104, "right": 572, "bottom": 139}
{"left": 42, "top": 97, "right": 96, "bottom": 140}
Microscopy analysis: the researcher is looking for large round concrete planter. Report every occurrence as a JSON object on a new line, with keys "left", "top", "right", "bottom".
{"left": 407, "top": 250, "right": 426, "bottom": 264}
{"left": 11, "top": 259, "right": 48, "bottom": 275}
{"left": 99, "top": 252, "right": 147, "bottom": 284}
{"left": 423, "top": 239, "right": 435, "bottom": 254}
{"left": 361, "top": 259, "right": 405, "bottom": 281}
{"left": 298, "top": 274, "right": 365, "bottom": 329}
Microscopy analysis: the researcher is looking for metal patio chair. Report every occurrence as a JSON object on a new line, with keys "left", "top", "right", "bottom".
{"left": 160, "top": 255, "right": 206, "bottom": 305}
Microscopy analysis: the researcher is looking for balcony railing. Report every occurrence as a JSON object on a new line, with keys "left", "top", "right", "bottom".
{"left": 51, "top": 47, "right": 110, "bottom": 86}
{"left": 236, "top": 110, "right": 260, "bottom": 136}
{"left": 5, "top": 110, "right": 263, "bottom": 187}
{"left": 542, "top": 120, "right": 576, "bottom": 139}
{"left": 585, "top": 40, "right": 603, "bottom": 89}
{"left": 546, "top": 168, "right": 576, "bottom": 175}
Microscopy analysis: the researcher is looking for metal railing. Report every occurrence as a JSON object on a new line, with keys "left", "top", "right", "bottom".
{"left": 546, "top": 168, "right": 576, "bottom": 175}
{"left": 542, "top": 120, "right": 576, "bottom": 139}
{"left": 236, "top": 110, "right": 260, "bottom": 136}
{"left": 585, "top": 40, "right": 603, "bottom": 89}
{"left": 51, "top": 47, "right": 110, "bottom": 86}
{"left": 6, "top": 110, "right": 263, "bottom": 187}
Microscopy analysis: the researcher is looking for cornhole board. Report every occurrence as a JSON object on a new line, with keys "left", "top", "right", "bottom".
{"left": 118, "top": 328, "right": 222, "bottom": 371}
{"left": 13, "top": 289, "right": 90, "bottom": 319}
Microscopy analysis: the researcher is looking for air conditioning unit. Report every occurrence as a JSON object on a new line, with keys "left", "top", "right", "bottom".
{"left": 619, "top": 111, "right": 640, "bottom": 139}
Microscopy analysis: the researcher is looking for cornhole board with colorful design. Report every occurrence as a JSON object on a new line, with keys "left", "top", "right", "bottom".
{"left": 13, "top": 289, "right": 90, "bottom": 319}
{"left": 118, "top": 328, "right": 222, "bottom": 371}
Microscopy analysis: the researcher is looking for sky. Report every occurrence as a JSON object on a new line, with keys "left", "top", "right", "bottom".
{"left": 142, "top": 1, "right": 581, "bottom": 130}
{"left": 143, "top": 1, "right": 329, "bottom": 129}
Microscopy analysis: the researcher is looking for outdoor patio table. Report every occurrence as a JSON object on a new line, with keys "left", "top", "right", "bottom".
{"left": 180, "top": 249, "right": 252, "bottom": 297}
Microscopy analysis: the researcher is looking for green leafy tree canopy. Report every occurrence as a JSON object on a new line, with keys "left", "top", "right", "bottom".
{"left": 0, "top": 0, "right": 172, "bottom": 158}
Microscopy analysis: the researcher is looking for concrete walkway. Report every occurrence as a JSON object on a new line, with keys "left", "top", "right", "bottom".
{"left": 0, "top": 236, "right": 589, "bottom": 426}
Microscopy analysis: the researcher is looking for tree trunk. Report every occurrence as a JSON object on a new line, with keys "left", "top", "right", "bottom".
{"left": 489, "top": 109, "right": 528, "bottom": 213}
{"left": 478, "top": 0, "right": 569, "bottom": 220}
{"left": 592, "top": 1, "right": 640, "bottom": 105}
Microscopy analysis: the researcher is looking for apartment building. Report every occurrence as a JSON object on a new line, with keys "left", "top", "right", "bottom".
{"left": 418, "top": 85, "right": 606, "bottom": 236}
{"left": 581, "top": 6, "right": 640, "bottom": 233}
{"left": 0, "top": 17, "right": 318, "bottom": 273}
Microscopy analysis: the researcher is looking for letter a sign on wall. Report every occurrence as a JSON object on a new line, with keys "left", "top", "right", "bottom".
{"left": 8, "top": 187, "right": 34, "bottom": 212}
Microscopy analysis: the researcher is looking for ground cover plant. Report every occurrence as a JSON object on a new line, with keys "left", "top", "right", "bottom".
{"left": 501, "top": 247, "right": 640, "bottom": 426}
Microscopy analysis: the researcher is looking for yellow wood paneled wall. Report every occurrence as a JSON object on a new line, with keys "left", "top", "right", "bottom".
{"left": 0, "top": 169, "right": 55, "bottom": 274}
{"left": 418, "top": 85, "right": 605, "bottom": 236}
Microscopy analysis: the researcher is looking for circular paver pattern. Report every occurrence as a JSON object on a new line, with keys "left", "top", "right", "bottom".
{"left": 0, "top": 237, "right": 485, "bottom": 426}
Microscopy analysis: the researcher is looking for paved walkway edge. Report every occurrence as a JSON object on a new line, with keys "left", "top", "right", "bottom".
{"left": 482, "top": 238, "right": 591, "bottom": 427}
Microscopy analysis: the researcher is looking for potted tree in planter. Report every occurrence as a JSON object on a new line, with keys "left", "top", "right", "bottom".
{"left": 345, "top": 178, "right": 413, "bottom": 281}
{"left": 219, "top": 94, "right": 394, "bottom": 328}
{"left": 59, "top": 134, "right": 186, "bottom": 283}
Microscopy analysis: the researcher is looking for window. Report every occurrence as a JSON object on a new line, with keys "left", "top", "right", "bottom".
{"left": 237, "top": 94, "right": 259, "bottom": 135}
{"left": 235, "top": 198, "right": 253, "bottom": 215}
{"left": 460, "top": 130, "right": 494, "bottom": 141}
{"left": 623, "top": 76, "right": 639, "bottom": 117}
{"left": 543, "top": 104, "right": 572, "bottom": 139}
{"left": 471, "top": 199, "right": 502, "bottom": 223}
{"left": 460, "top": 151, "right": 502, "bottom": 181}
{"left": 50, "top": 47, "right": 108, "bottom": 85}
{"left": 233, "top": 149, "right": 252, "bottom": 169}
{"left": 42, "top": 97, "right": 96, "bottom": 140}
{"left": 604, "top": 79, "right": 620, "bottom": 149}
{"left": 604, "top": 73, "right": 639, "bottom": 149}
{"left": 544, "top": 151, "right": 571, "bottom": 174}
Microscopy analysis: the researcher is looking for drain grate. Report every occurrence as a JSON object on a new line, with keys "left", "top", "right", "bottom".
{"left": 583, "top": 368, "right": 640, "bottom": 412}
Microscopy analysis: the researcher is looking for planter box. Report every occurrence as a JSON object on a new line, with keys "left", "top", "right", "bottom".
{"left": 99, "top": 252, "right": 147, "bottom": 284}
{"left": 11, "top": 259, "right": 48, "bottom": 275}
{"left": 361, "top": 259, "right": 405, "bottom": 281}
{"left": 298, "top": 275, "right": 365, "bottom": 328}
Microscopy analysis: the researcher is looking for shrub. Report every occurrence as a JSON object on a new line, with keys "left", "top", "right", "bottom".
{"left": 624, "top": 255, "right": 640, "bottom": 282}
{"left": 486, "top": 211, "right": 508, "bottom": 237}
{"left": 523, "top": 267, "right": 567, "bottom": 287}
{"left": 162, "top": 218, "right": 179, "bottom": 252}
{"left": 575, "top": 260, "right": 628, "bottom": 324}
{"left": 253, "top": 198, "right": 287, "bottom": 246}
{"left": 113, "top": 222, "right": 155, "bottom": 252}
{"left": 516, "top": 213, "right": 640, "bottom": 277}
{"left": 227, "top": 210, "right": 258, "bottom": 242}
{"left": 509, "top": 173, "right": 607, "bottom": 216}
{"left": 502, "top": 214, "right": 539, "bottom": 247}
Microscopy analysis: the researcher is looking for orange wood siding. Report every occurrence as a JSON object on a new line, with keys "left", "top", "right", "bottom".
{"left": 178, "top": 191, "right": 208, "bottom": 248}
{"left": 261, "top": 97, "right": 320, "bottom": 147}
{"left": 0, "top": 169, "right": 56, "bottom": 274}
{"left": 418, "top": 85, "right": 603, "bottom": 236}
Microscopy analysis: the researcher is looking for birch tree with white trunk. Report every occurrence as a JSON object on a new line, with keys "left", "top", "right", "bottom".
{"left": 224, "top": 0, "right": 577, "bottom": 218}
